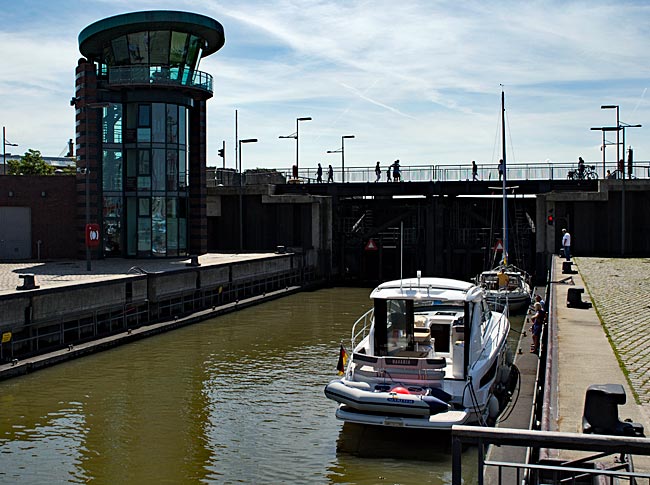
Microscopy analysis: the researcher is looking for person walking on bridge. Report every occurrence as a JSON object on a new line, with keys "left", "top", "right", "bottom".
{"left": 316, "top": 163, "right": 323, "bottom": 183}
{"left": 472, "top": 160, "right": 478, "bottom": 181}
{"left": 327, "top": 164, "right": 334, "bottom": 183}
{"left": 374, "top": 161, "right": 381, "bottom": 182}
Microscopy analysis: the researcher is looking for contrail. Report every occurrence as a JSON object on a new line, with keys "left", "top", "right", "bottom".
{"left": 339, "top": 82, "right": 417, "bottom": 120}
{"left": 632, "top": 87, "right": 647, "bottom": 113}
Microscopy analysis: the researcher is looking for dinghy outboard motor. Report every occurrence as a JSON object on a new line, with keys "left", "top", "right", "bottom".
{"left": 581, "top": 384, "right": 644, "bottom": 437}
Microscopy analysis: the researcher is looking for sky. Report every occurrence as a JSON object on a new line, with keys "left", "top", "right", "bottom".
{"left": 1, "top": 0, "right": 649, "bottom": 172}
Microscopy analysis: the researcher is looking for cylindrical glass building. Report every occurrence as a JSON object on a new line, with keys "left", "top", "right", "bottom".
{"left": 76, "top": 11, "right": 225, "bottom": 258}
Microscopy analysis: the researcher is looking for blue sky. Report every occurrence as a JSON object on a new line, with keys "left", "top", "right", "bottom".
{"left": 1, "top": 0, "right": 649, "bottom": 172}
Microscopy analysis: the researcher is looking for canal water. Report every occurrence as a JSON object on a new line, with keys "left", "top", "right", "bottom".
{"left": 0, "top": 287, "right": 525, "bottom": 484}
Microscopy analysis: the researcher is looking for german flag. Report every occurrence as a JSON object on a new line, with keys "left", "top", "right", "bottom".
{"left": 337, "top": 344, "right": 348, "bottom": 375}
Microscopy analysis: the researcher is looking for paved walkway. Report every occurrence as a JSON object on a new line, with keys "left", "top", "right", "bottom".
{"left": 553, "top": 255, "right": 650, "bottom": 470}
{"left": 0, "top": 253, "right": 275, "bottom": 296}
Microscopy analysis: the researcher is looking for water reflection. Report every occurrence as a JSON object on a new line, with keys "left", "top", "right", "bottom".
{"left": 0, "top": 287, "right": 524, "bottom": 484}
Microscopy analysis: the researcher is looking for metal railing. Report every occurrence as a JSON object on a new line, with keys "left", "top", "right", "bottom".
{"left": 107, "top": 65, "right": 213, "bottom": 93}
{"left": 290, "top": 162, "right": 650, "bottom": 184}
{"left": 452, "top": 425, "right": 650, "bottom": 485}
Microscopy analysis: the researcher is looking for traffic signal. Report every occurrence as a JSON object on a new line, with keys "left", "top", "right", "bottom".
{"left": 547, "top": 214, "right": 554, "bottom": 225}
{"left": 218, "top": 148, "right": 224, "bottom": 158}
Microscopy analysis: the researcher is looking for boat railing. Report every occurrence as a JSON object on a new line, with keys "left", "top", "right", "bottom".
{"left": 350, "top": 308, "right": 374, "bottom": 349}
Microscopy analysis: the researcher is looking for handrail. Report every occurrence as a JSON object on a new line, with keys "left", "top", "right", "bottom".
{"left": 350, "top": 308, "right": 373, "bottom": 350}
{"left": 107, "top": 65, "right": 213, "bottom": 93}
{"left": 224, "top": 162, "right": 650, "bottom": 185}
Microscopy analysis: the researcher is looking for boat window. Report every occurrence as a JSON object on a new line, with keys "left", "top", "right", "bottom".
{"left": 385, "top": 299, "right": 415, "bottom": 355}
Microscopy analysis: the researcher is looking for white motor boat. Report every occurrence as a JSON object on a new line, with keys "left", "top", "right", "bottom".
{"left": 324, "top": 274, "right": 516, "bottom": 430}
{"left": 477, "top": 266, "right": 531, "bottom": 314}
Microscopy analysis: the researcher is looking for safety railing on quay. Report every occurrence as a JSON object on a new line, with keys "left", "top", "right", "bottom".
{"left": 451, "top": 425, "right": 650, "bottom": 485}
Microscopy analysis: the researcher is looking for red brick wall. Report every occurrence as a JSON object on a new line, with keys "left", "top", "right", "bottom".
{"left": 0, "top": 175, "right": 77, "bottom": 259}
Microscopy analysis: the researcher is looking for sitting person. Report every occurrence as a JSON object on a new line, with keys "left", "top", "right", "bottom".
{"left": 497, "top": 269, "right": 509, "bottom": 290}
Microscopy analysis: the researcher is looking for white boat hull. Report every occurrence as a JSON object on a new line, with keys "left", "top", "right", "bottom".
{"left": 336, "top": 405, "right": 472, "bottom": 430}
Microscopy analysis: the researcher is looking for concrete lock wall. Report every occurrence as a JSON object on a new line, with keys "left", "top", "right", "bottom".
{"left": 32, "top": 282, "right": 130, "bottom": 321}
{"left": 231, "top": 256, "right": 293, "bottom": 282}
{"left": 147, "top": 271, "right": 199, "bottom": 301}
{"left": 200, "top": 266, "right": 230, "bottom": 288}
{"left": 0, "top": 295, "right": 32, "bottom": 329}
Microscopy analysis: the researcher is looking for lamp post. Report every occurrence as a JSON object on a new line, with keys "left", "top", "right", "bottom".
{"left": 601, "top": 105, "right": 619, "bottom": 176}
{"left": 2, "top": 126, "right": 18, "bottom": 175}
{"left": 279, "top": 117, "right": 311, "bottom": 178}
{"left": 82, "top": 102, "right": 110, "bottom": 271}
{"left": 590, "top": 126, "right": 618, "bottom": 177}
{"left": 238, "top": 138, "right": 257, "bottom": 252}
{"left": 327, "top": 135, "right": 355, "bottom": 183}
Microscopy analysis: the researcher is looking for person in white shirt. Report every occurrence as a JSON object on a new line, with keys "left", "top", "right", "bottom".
{"left": 561, "top": 228, "right": 571, "bottom": 260}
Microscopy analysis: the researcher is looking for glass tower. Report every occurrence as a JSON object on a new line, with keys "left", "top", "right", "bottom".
{"left": 76, "top": 11, "right": 224, "bottom": 258}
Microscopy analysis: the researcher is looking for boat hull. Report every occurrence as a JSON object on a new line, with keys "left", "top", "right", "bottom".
{"left": 486, "top": 292, "right": 530, "bottom": 314}
{"left": 335, "top": 405, "right": 472, "bottom": 430}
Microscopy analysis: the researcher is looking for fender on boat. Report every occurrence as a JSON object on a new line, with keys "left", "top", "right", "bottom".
{"left": 324, "top": 379, "right": 450, "bottom": 416}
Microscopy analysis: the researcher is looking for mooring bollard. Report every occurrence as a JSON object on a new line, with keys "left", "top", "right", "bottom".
{"left": 16, "top": 274, "right": 39, "bottom": 291}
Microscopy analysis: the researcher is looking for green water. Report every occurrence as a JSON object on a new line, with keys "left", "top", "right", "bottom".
{"left": 0, "top": 287, "right": 524, "bottom": 484}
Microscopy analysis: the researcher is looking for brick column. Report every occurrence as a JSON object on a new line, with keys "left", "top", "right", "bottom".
{"left": 188, "top": 100, "right": 207, "bottom": 255}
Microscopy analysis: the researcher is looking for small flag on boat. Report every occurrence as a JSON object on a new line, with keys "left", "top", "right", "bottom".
{"left": 337, "top": 344, "right": 348, "bottom": 375}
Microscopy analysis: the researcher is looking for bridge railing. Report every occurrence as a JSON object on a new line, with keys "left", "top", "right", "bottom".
{"left": 293, "top": 162, "right": 650, "bottom": 184}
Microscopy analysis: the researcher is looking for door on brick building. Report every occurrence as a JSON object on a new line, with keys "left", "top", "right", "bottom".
{"left": 0, "top": 207, "right": 31, "bottom": 259}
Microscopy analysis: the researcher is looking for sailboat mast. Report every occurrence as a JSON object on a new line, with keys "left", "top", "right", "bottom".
{"left": 501, "top": 90, "right": 508, "bottom": 265}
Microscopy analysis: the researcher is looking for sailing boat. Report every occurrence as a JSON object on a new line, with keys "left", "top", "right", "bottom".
{"left": 477, "top": 91, "right": 531, "bottom": 314}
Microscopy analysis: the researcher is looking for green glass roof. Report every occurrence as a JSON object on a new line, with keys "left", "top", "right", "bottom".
{"left": 79, "top": 10, "right": 225, "bottom": 59}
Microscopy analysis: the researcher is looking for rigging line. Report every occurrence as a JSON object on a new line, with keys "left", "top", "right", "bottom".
{"left": 491, "top": 104, "right": 501, "bottom": 165}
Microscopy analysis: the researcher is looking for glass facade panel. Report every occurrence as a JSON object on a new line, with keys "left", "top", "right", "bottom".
{"left": 112, "top": 36, "right": 129, "bottom": 64}
{"left": 152, "top": 103, "right": 165, "bottom": 143}
{"left": 103, "top": 104, "right": 123, "bottom": 143}
{"left": 127, "top": 32, "right": 149, "bottom": 64}
{"left": 170, "top": 32, "right": 188, "bottom": 66}
{"left": 167, "top": 151, "right": 178, "bottom": 191}
{"left": 178, "top": 149, "right": 187, "bottom": 189}
{"left": 186, "top": 35, "right": 202, "bottom": 70}
{"left": 137, "top": 217, "right": 151, "bottom": 252}
{"left": 178, "top": 108, "right": 186, "bottom": 145}
{"left": 126, "top": 198, "right": 137, "bottom": 256}
{"left": 152, "top": 196, "right": 166, "bottom": 256}
{"left": 166, "top": 104, "right": 178, "bottom": 143}
{"left": 126, "top": 148, "right": 137, "bottom": 191}
{"left": 149, "top": 31, "right": 170, "bottom": 64}
{"left": 103, "top": 196, "right": 122, "bottom": 256}
{"left": 102, "top": 149, "right": 123, "bottom": 191}
{"left": 152, "top": 149, "right": 165, "bottom": 191}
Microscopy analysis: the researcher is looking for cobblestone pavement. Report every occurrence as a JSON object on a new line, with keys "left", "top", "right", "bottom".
{"left": 576, "top": 257, "right": 650, "bottom": 405}
{"left": 0, "top": 253, "right": 275, "bottom": 296}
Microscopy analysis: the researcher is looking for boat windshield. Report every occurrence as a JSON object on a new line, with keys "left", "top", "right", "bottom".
{"left": 386, "top": 299, "right": 409, "bottom": 353}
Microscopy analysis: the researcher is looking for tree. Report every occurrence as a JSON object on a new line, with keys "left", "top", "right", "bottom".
{"left": 8, "top": 149, "right": 55, "bottom": 175}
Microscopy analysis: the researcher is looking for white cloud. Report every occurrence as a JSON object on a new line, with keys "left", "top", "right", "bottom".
{"left": 0, "top": 0, "right": 649, "bottom": 171}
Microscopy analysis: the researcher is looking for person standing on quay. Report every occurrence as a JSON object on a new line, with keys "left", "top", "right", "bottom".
{"left": 472, "top": 160, "right": 478, "bottom": 181}
{"left": 327, "top": 164, "right": 334, "bottom": 183}
{"left": 374, "top": 161, "right": 381, "bottom": 182}
{"left": 316, "top": 163, "right": 323, "bottom": 183}
{"left": 561, "top": 228, "right": 571, "bottom": 260}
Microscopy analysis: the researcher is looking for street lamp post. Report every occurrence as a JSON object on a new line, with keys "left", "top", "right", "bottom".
{"left": 590, "top": 126, "right": 618, "bottom": 177}
{"left": 601, "top": 105, "right": 619, "bottom": 176}
{"left": 619, "top": 122, "right": 642, "bottom": 178}
{"left": 238, "top": 138, "right": 257, "bottom": 252}
{"left": 279, "top": 117, "right": 311, "bottom": 178}
{"left": 2, "top": 126, "right": 18, "bottom": 175}
{"left": 327, "top": 135, "right": 355, "bottom": 183}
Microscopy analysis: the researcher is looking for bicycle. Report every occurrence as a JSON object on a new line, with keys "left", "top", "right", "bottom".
{"left": 567, "top": 164, "right": 598, "bottom": 180}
